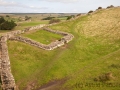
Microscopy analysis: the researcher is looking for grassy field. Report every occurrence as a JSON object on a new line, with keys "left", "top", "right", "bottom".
{"left": 0, "top": 13, "right": 76, "bottom": 34}
{"left": 14, "top": 21, "right": 49, "bottom": 30}
{"left": 22, "top": 30, "right": 63, "bottom": 44}
{"left": 57, "top": 16, "right": 68, "bottom": 20}
{"left": 8, "top": 7, "right": 120, "bottom": 90}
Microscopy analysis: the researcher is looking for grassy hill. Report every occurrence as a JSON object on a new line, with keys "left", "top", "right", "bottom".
{"left": 8, "top": 7, "right": 120, "bottom": 90}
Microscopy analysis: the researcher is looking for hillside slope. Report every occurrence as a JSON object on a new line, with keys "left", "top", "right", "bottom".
{"left": 8, "top": 7, "right": 120, "bottom": 90}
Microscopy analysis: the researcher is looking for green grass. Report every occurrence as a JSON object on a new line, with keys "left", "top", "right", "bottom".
{"left": 14, "top": 21, "right": 49, "bottom": 30}
{"left": 8, "top": 7, "right": 120, "bottom": 90}
{"left": 19, "top": 21, "right": 48, "bottom": 26}
{"left": 8, "top": 41, "right": 58, "bottom": 90}
{"left": 0, "top": 30, "right": 12, "bottom": 33}
{"left": 22, "top": 30, "right": 63, "bottom": 44}
{"left": 57, "top": 16, "right": 68, "bottom": 20}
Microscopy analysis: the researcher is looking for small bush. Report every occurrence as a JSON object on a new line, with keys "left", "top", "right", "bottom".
{"left": 109, "top": 64, "right": 120, "bottom": 69}
{"left": 6, "top": 15, "right": 10, "bottom": 17}
{"left": 94, "top": 72, "right": 114, "bottom": 82}
{"left": 0, "top": 17, "right": 17, "bottom": 30}
{"left": 88, "top": 10, "right": 94, "bottom": 13}
{"left": 25, "top": 16, "right": 31, "bottom": 21}
{"left": 107, "top": 5, "right": 114, "bottom": 8}
{"left": 98, "top": 7, "right": 102, "bottom": 9}
{"left": 49, "top": 19, "right": 61, "bottom": 24}
{"left": 42, "top": 17, "right": 55, "bottom": 20}
{"left": 0, "top": 17, "right": 5, "bottom": 24}
{"left": 67, "top": 15, "right": 75, "bottom": 20}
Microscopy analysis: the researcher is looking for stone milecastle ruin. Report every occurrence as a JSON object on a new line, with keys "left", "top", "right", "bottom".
{"left": 0, "top": 24, "right": 74, "bottom": 90}
{"left": 0, "top": 5, "right": 115, "bottom": 90}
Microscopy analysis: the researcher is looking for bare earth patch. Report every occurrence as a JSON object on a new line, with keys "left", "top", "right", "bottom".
{"left": 37, "top": 78, "right": 68, "bottom": 90}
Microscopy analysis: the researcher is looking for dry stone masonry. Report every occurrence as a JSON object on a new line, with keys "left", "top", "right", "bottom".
{"left": 9, "top": 27, "right": 74, "bottom": 50}
{"left": 2, "top": 24, "right": 47, "bottom": 40}
{"left": 0, "top": 36, "right": 16, "bottom": 90}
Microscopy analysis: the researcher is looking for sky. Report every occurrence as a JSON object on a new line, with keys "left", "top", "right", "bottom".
{"left": 0, "top": 0, "right": 120, "bottom": 13}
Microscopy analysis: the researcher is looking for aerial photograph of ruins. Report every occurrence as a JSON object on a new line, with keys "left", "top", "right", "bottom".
{"left": 0, "top": 0, "right": 120, "bottom": 90}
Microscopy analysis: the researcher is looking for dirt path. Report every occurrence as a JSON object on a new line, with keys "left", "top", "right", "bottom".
{"left": 22, "top": 46, "right": 68, "bottom": 90}
{"left": 37, "top": 78, "right": 67, "bottom": 90}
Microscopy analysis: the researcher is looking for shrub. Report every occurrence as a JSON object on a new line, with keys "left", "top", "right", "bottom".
{"left": 6, "top": 15, "right": 10, "bottom": 17}
{"left": 49, "top": 19, "right": 61, "bottom": 24}
{"left": 98, "top": 7, "right": 102, "bottom": 9}
{"left": 107, "top": 5, "right": 114, "bottom": 8}
{"left": 0, "top": 17, "right": 17, "bottom": 30}
{"left": 42, "top": 17, "right": 55, "bottom": 20}
{"left": 25, "top": 16, "right": 31, "bottom": 21}
{"left": 109, "top": 64, "right": 120, "bottom": 69}
{"left": 67, "top": 15, "right": 75, "bottom": 20}
{"left": 94, "top": 72, "right": 114, "bottom": 82}
{"left": 88, "top": 10, "right": 94, "bottom": 13}
{"left": 0, "top": 17, "right": 5, "bottom": 24}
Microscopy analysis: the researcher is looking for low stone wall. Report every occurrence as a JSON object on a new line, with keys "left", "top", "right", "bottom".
{"left": 43, "top": 28, "right": 69, "bottom": 36}
{"left": 9, "top": 27, "right": 74, "bottom": 50}
{"left": 43, "top": 28, "right": 74, "bottom": 42}
{"left": 0, "top": 36, "right": 16, "bottom": 90}
{"left": 9, "top": 36, "right": 51, "bottom": 50}
{"left": 2, "top": 24, "right": 47, "bottom": 40}
{"left": 1, "top": 23, "right": 73, "bottom": 41}
{"left": 9, "top": 31, "right": 74, "bottom": 50}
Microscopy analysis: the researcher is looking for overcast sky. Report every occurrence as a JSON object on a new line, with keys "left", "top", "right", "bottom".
{"left": 0, "top": 0, "right": 120, "bottom": 13}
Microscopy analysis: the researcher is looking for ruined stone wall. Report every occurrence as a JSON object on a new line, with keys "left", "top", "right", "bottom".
{"left": 42, "top": 28, "right": 69, "bottom": 36}
{"left": 2, "top": 24, "right": 47, "bottom": 40}
{"left": 3, "top": 24, "right": 74, "bottom": 51}
{"left": 43, "top": 28, "right": 74, "bottom": 43}
{"left": 1, "top": 24, "right": 59, "bottom": 41}
{"left": 9, "top": 29, "right": 74, "bottom": 50}
{"left": 1, "top": 23, "right": 73, "bottom": 40}
{"left": 9, "top": 36, "right": 51, "bottom": 50}
{"left": 0, "top": 36, "right": 16, "bottom": 90}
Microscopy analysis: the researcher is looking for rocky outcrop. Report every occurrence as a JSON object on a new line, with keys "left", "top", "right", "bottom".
{"left": 0, "top": 36, "right": 16, "bottom": 90}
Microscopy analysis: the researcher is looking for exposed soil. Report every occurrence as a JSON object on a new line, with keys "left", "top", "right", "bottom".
{"left": 37, "top": 78, "right": 68, "bottom": 90}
